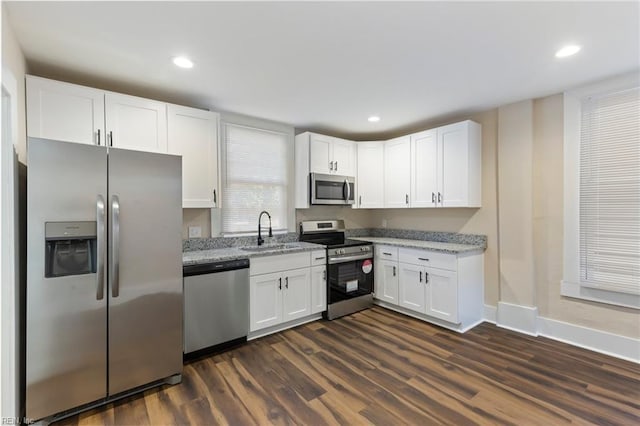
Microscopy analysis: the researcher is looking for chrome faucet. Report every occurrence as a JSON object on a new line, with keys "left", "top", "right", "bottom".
{"left": 257, "top": 211, "right": 273, "bottom": 246}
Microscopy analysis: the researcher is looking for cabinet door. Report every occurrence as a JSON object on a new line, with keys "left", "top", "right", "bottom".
{"left": 375, "top": 259, "right": 399, "bottom": 305}
{"left": 309, "top": 134, "right": 332, "bottom": 174}
{"left": 26, "top": 76, "right": 104, "bottom": 145}
{"left": 438, "top": 122, "right": 468, "bottom": 207}
{"left": 411, "top": 129, "right": 438, "bottom": 207}
{"left": 384, "top": 136, "right": 411, "bottom": 208}
{"left": 310, "top": 265, "right": 327, "bottom": 314}
{"left": 398, "top": 263, "right": 425, "bottom": 312}
{"left": 425, "top": 267, "right": 458, "bottom": 323}
{"left": 250, "top": 272, "right": 283, "bottom": 331}
{"left": 282, "top": 268, "right": 311, "bottom": 322}
{"left": 105, "top": 93, "right": 167, "bottom": 153}
{"left": 332, "top": 138, "right": 356, "bottom": 176}
{"left": 167, "top": 105, "right": 219, "bottom": 208}
{"left": 356, "top": 142, "right": 384, "bottom": 208}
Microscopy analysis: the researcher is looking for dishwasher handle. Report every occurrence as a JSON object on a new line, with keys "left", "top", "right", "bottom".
{"left": 183, "top": 259, "right": 250, "bottom": 277}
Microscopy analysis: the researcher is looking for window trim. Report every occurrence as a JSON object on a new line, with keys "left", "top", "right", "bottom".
{"left": 561, "top": 71, "right": 640, "bottom": 309}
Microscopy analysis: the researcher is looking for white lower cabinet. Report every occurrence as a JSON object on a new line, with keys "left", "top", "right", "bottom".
{"left": 374, "top": 245, "right": 484, "bottom": 332}
{"left": 249, "top": 252, "right": 324, "bottom": 334}
{"left": 375, "top": 258, "right": 399, "bottom": 304}
{"left": 311, "top": 265, "right": 327, "bottom": 314}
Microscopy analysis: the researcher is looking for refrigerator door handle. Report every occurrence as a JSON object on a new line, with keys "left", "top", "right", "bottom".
{"left": 96, "top": 195, "right": 106, "bottom": 300}
{"left": 111, "top": 195, "right": 121, "bottom": 298}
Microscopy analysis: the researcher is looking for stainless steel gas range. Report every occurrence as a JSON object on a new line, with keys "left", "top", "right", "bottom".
{"left": 299, "top": 220, "right": 373, "bottom": 319}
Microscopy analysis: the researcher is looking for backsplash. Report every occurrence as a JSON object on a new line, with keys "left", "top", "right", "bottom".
{"left": 184, "top": 228, "right": 486, "bottom": 251}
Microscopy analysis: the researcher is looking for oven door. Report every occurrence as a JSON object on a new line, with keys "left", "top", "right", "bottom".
{"left": 327, "top": 257, "right": 374, "bottom": 304}
{"left": 310, "top": 173, "right": 355, "bottom": 205}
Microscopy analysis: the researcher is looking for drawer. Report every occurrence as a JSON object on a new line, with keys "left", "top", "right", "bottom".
{"left": 399, "top": 248, "right": 457, "bottom": 271}
{"left": 250, "top": 252, "right": 311, "bottom": 276}
{"left": 311, "top": 250, "right": 327, "bottom": 266}
{"left": 375, "top": 245, "right": 398, "bottom": 261}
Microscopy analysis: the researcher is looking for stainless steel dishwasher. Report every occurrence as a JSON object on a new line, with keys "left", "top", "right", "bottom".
{"left": 183, "top": 258, "right": 249, "bottom": 358}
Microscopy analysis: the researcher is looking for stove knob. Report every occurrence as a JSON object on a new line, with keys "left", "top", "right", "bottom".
{"left": 339, "top": 249, "right": 345, "bottom": 255}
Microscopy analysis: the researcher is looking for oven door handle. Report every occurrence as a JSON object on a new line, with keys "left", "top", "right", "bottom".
{"left": 328, "top": 253, "right": 373, "bottom": 264}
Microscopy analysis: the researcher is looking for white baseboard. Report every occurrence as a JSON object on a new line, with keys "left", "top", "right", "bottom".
{"left": 247, "top": 314, "right": 322, "bottom": 341}
{"left": 484, "top": 304, "right": 497, "bottom": 323}
{"left": 538, "top": 317, "right": 640, "bottom": 363}
{"left": 497, "top": 301, "right": 538, "bottom": 336}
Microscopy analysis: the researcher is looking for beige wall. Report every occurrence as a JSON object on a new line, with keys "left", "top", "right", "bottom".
{"left": 2, "top": 7, "right": 28, "bottom": 162}
{"left": 497, "top": 100, "right": 536, "bottom": 307}
{"left": 532, "top": 94, "right": 639, "bottom": 338}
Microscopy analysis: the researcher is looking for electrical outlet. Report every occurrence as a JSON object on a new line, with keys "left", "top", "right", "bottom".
{"left": 188, "top": 226, "right": 202, "bottom": 238}
{"left": 382, "top": 219, "right": 388, "bottom": 228}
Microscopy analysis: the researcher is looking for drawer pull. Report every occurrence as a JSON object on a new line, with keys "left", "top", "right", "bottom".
{"left": 382, "top": 252, "right": 392, "bottom": 256}
{"left": 418, "top": 257, "right": 430, "bottom": 262}
{"left": 314, "top": 256, "right": 325, "bottom": 260}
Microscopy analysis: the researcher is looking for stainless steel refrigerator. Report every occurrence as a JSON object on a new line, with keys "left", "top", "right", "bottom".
{"left": 25, "top": 138, "right": 183, "bottom": 421}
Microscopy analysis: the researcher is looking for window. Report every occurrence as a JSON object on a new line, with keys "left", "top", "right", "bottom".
{"left": 221, "top": 123, "right": 289, "bottom": 234}
{"left": 579, "top": 87, "right": 640, "bottom": 295}
{"left": 562, "top": 73, "right": 640, "bottom": 309}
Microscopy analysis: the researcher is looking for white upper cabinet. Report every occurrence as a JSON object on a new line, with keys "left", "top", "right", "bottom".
{"left": 356, "top": 142, "right": 384, "bottom": 208}
{"left": 438, "top": 121, "right": 481, "bottom": 207}
{"left": 27, "top": 75, "right": 104, "bottom": 145}
{"left": 167, "top": 105, "right": 219, "bottom": 208}
{"left": 331, "top": 138, "right": 356, "bottom": 176}
{"left": 384, "top": 136, "right": 411, "bottom": 208}
{"left": 105, "top": 93, "right": 167, "bottom": 153}
{"left": 294, "top": 132, "right": 356, "bottom": 208}
{"left": 410, "top": 129, "right": 438, "bottom": 207}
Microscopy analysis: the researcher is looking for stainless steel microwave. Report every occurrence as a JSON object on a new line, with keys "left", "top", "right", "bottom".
{"left": 310, "top": 173, "right": 355, "bottom": 205}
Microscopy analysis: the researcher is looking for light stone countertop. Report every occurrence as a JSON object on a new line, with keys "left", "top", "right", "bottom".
{"left": 350, "top": 237, "right": 485, "bottom": 255}
{"left": 182, "top": 242, "right": 325, "bottom": 266}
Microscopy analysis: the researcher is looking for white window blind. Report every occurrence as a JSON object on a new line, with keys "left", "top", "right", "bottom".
{"left": 222, "top": 124, "right": 289, "bottom": 234}
{"left": 579, "top": 86, "right": 640, "bottom": 295}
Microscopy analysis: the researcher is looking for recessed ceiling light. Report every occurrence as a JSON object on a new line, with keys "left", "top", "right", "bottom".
{"left": 368, "top": 116, "right": 381, "bottom": 123}
{"left": 173, "top": 56, "right": 194, "bottom": 69}
{"left": 555, "top": 45, "right": 581, "bottom": 58}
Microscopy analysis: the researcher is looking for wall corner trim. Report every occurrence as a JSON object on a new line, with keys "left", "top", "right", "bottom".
{"left": 496, "top": 301, "right": 538, "bottom": 336}
{"left": 483, "top": 304, "right": 497, "bottom": 323}
{"left": 538, "top": 317, "right": 640, "bottom": 364}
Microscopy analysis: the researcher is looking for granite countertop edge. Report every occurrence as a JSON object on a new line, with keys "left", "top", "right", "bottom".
{"left": 350, "top": 236, "right": 486, "bottom": 255}
{"left": 182, "top": 242, "right": 325, "bottom": 266}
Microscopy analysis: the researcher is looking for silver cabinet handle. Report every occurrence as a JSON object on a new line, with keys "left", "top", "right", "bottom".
{"left": 438, "top": 192, "right": 442, "bottom": 203}
{"left": 335, "top": 161, "right": 338, "bottom": 171}
{"left": 97, "top": 129, "right": 101, "bottom": 146}
{"left": 359, "top": 195, "right": 362, "bottom": 206}
{"left": 329, "top": 161, "right": 334, "bottom": 171}
{"left": 393, "top": 266, "right": 396, "bottom": 276}
{"left": 432, "top": 192, "right": 435, "bottom": 203}
{"left": 314, "top": 256, "right": 325, "bottom": 260}
{"left": 285, "top": 276, "right": 289, "bottom": 289}
{"left": 419, "top": 271, "right": 422, "bottom": 282}
{"left": 96, "top": 195, "right": 106, "bottom": 300}
{"left": 109, "top": 131, "right": 114, "bottom": 147}
{"left": 213, "top": 189, "right": 217, "bottom": 205}
{"left": 425, "top": 272, "right": 429, "bottom": 284}
{"left": 405, "top": 194, "right": 409, "bottom": 205}
{"left": 111, "top": 195, "right": 120, "bottom": 298}
{"left": 344, "top": 179, "right": 351, "bottom": 202}
{"left": 279, "top": 277, "right": 282, "bottom": 290}
{"left": 382, "top": 252, "right": 392, "bottom": 256}
{"left": 418, "top": 257, "right": 430, "bottom": 262}
{"left": 322, "top": 270, "right": 326, "bottom": 280}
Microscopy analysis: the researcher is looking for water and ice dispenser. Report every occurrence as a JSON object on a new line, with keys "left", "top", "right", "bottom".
{"left": 44, "top": 221, "right": 97, "bottom": 278}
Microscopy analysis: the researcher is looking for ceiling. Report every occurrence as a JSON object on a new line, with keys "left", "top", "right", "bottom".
{"left": 5, "top": 1, "right": 639, "bottom": 139}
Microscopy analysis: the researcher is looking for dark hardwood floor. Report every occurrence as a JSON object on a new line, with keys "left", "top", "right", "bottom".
{"left": 55, "top": 307, "right": 640, "bottom": 425}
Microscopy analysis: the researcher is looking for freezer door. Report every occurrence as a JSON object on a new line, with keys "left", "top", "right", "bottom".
{"left": 107, "top": 147, "right": 183, "bottom": 395}
{"left": 26, "top": 138, "right": 108, "bottom": 420}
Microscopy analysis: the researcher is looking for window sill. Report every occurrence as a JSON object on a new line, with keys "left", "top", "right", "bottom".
{"left": 561, "top": 280, "right": 639, "bottom": 310}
